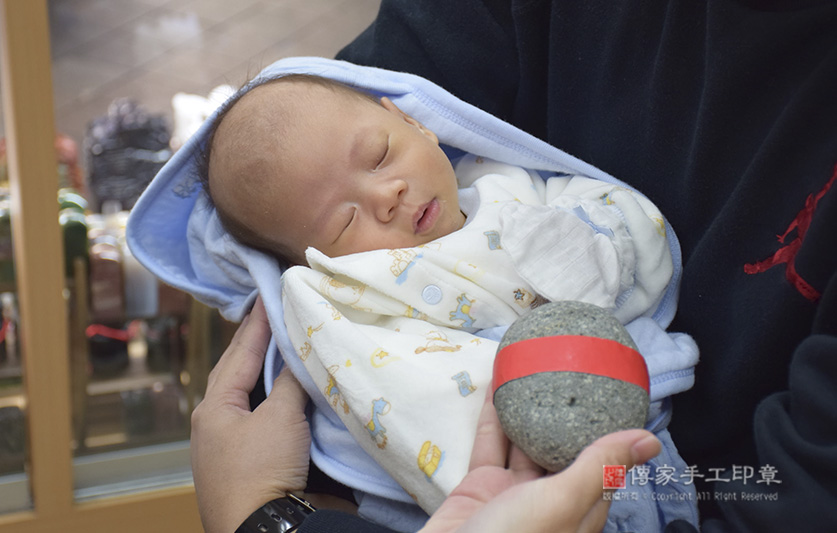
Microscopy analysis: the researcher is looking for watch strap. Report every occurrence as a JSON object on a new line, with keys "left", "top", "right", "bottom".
{"left": 236, "top": 493, "right": 316, "bottom": 533}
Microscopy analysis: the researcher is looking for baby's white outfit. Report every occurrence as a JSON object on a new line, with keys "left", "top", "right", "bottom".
{"left": 281, "top": 154, "right": 676, "bottom": 512}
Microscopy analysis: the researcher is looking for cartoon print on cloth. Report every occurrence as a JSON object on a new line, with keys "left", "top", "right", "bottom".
{"left": 449, "top": 294, "right": 476, "bottom": 327}
{"left": 300, "top": 323, "right": 324, "bottom": 361}
{"left": 512, "top": 287, "right": 536, "bottom": 308}
{"left": 453, "top": 260, "right": 486, "bottom": 284}
{"left": 319, "top": 301, "right": 343, "bottom": 321}
{"left": 418, "top": 441, "right": 445, "bottom": 480}
{"left": 600, "top": 190, "right": 666, "bottom": 238}
{"left": 651, "top": 217, "right": 666, "bottom": 236}
{"left": 404, "top": 305, "right": 429, "bottom": 320}
{"left": 484, "top": 230, "right": 502, "bottom": 250}
{"left": 298, "top": 342, "right": 312, "bottom": 361}
{"left": 371, "top": 348, "right": 401, "bottom": 368}
{"left": 451, "top": 371, "right": 477, "bottom": 397}
{"left": 324, "top": 370, "right": 349, "bottom": 415}
{"left": 389, "top": 249, "right": 423, "bottom": 285}
{"left": 415, "top": 330, "right": 462, "bottom": 354}
{"left": 319, "top": 276, "right": 366, "bottom": 308}
{"left": 304, "top": 243, "right": 528, "bottom": 331}
{"left": 366, "top": 398, "right": 391, "bottom": 449}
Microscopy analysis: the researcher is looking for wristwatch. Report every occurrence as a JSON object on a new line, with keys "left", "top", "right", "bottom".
{"left": 236, "top": 493, "right": 316, "bottom": 533}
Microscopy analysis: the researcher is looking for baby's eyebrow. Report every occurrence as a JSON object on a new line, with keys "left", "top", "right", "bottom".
{"left": 348, "top": 126, "right": 377, "bottom": 163}
{"left": 348, "top": 129, "right": 364, "bottom": 162}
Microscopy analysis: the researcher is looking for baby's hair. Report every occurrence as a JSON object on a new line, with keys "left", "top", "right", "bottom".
{"left": 195, "top": 73, "right": 380, "bottom": 265}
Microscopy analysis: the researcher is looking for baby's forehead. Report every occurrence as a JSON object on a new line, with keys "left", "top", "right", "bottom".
{"left": 213, "top": 85, "right": 300, "bottom": 150}
{"left": 224, "top": 81, "right": 367, "bottom": 136}
{"left": 210, "top": 78, "right": 383, "bottom": 186}
{"left": 243, "top": 78, "right": 367, "bottom": 109}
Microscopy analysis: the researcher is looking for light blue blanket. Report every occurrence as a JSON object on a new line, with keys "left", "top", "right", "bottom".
{"left": 127, "top": 56, "right": 699, "bottom": 532}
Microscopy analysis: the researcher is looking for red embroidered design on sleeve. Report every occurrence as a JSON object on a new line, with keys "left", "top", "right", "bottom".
{"left": 744, "top": 163, "right": 836, "bottom": 302}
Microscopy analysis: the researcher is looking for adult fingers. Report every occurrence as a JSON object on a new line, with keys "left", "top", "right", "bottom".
{"left": 576, "top": 497, "right": 614, "bottom": 533}
{"left": 469, "top": 388, "right": 544, "bottom": 476}
{"left": 439, "top": 430, "right": 661, "bottom": 533}
{"left": 573, "top": 429, "right": 661, "bottom": 533}
{"left": 468, "top": 388, "right": 510, "bottom": 470}
{"left": 206, "top": 297, "right": 272, "bottom": 399}
{"left": 550, "top": 429, "right": 661, "bottom": 515}
{"left": 505, "top": 430, "right": 660, "bottom": 533}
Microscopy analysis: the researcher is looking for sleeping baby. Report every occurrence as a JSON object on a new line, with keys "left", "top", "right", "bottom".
{"left": 128, "top": 58, "right": 700, "bottom": 533}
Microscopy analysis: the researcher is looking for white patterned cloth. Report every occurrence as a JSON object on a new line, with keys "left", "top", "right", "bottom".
{"left": 281, "top": 154, "right": 675, "bottom": 512}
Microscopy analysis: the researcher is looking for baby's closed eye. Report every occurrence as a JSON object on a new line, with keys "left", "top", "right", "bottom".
{"left": 375, "top": 136, "right": 390, "bottom": 170}
{"left": 339, "top": 207, "right": 357, "bottom": 240}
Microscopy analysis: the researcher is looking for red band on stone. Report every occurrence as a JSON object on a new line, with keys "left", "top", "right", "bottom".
{"left": 492, "top": 335, "right": 649, "bottom": 394}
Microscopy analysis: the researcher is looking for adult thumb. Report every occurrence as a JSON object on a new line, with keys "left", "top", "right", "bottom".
{"left": 558, "top": 429, "right": 661, "bottom": 505}
{"left": 262, "top": 366, "right": 309, "bottom": 417}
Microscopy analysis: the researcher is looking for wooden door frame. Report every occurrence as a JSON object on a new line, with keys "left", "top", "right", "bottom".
{"left": 0, "top": 1, "right": 201, "bottom": 530}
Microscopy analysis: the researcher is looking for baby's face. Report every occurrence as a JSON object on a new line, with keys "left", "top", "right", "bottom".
{"left": 210, "top": 82, "right": 465, "bottom": 264}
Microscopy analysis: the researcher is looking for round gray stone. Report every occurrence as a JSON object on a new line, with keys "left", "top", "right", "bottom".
{"left": 494, "top": 301, "right": 649, "bottom": 472}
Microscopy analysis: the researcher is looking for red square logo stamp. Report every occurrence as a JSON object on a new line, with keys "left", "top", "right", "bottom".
{"left": 603, "top": 465, "right": 627, "bottom": 489}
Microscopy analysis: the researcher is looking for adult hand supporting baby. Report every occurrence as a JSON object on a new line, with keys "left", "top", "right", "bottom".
{"left": 190, "top": 297, "right": 311, "bottom": 533}
{"left": 420, "top": 392, "right": 662, "bottom": 533}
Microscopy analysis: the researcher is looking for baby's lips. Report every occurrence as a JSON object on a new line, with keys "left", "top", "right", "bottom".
{"left": 414, "top": 198, "right": 440, "bottom": 234}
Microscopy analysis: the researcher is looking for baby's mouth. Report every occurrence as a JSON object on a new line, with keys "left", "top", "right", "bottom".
{"left": 414, "top": 199, "right": 441, "bottom": 234}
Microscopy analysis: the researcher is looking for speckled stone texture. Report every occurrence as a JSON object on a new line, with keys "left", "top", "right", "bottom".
{"left": 494, "top": 301, "right": 649, "bottom": 472}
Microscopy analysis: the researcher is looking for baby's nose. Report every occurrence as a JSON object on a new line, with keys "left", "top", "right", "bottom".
{"left": 372, "top": 178, "right": 408, "bottom": 222}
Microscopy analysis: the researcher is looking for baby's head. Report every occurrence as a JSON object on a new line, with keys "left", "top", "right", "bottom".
{"left": 202, "top": 74, "right": 465, "bottom": 265}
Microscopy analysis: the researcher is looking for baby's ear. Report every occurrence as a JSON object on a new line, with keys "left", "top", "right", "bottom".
{"left": 380, "top": 97, "right": 438, "bottom": 144}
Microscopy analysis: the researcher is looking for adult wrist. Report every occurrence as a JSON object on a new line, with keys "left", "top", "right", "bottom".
{"left": 236, "top": 493, "right": 316, "bottom": 533}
